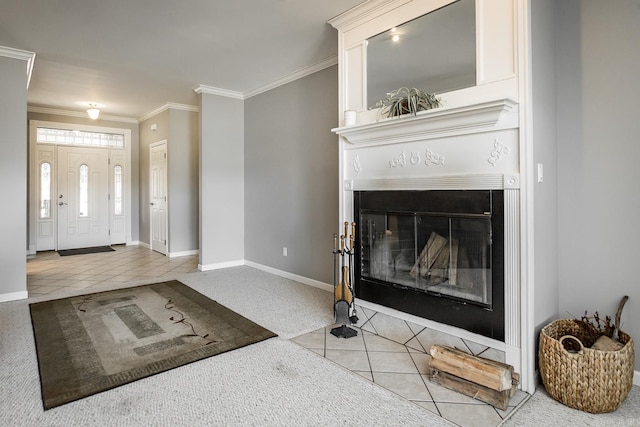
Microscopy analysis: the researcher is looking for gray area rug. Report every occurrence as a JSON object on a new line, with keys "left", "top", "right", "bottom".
{"left": 29, "top": 279, "right": 276, "bottom": 409}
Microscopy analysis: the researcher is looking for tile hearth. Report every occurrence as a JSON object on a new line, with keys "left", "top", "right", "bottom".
{"left": 291, "top": 323, "right": 529, "bottom": 427}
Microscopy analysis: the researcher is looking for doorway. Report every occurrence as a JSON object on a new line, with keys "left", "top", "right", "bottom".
{"left": 29, "top": 120, "right": 132, "bottom": 253}
{"left": 150, "top": 140, "right": 168, "bottom": 255}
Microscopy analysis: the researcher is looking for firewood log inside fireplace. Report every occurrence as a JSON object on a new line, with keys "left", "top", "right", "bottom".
{"left": 410, "top": 232, "right": 475, "bottom": 289}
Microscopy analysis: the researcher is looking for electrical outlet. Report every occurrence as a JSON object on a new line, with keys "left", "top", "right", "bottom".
{"left": 283, "top": 247, "right": 288, "bottom": 257}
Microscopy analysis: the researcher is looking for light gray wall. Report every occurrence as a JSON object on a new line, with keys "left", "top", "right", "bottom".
{"left": 27, "top": 112, "right": 140, "bottom": 244}
{"left": 168, "top": 109, "right": 199, "bottom": 253}
{"left": 199, "top": 93, "right": 244, "bottom": 267}
{"left": 531, "top": 0, "right": 559, "bottom": 332}
{"left": 244, "top": 66, "right": 339, "bottom": 284}
{"left": 139, "top": 110, "right": 170, "bottom": 246}
{"left": 0, "top": 56, "right": 27, "bottom": 298}
{"left": 557, "top": 0, "right": 639, "bottom": 371}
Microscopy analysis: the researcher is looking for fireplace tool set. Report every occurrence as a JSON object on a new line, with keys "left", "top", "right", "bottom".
{"left": 331, "top": 221, "right": 359, "bottom": 338}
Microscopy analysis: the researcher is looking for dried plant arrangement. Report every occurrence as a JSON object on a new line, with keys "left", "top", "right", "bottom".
{"left": 580, "top": 310, "right": 615, "bottom": 342}
{"left": 375, "top": 87, "right": 441, "bottom": 120}
{"left": 564, "top": 295, "right": 630, "bottom": 352}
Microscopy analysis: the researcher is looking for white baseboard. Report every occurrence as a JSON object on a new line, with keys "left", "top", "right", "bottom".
{"left": 0, "top": 291, "right": 28, "bottom": 303}
{"left": 130, "top": 242, "right": 197, "bottom": 258}
{"left": 198, "top": 259, "right": 245, "bottom": 271}
{"left": 635, "top": 370, "right": 640, "bottom": 387}
{"left": 169, "top": 249, "right": 199, "bottom": 258}
{"left": 244, "top": 261, "right": 333, "bottom": 293}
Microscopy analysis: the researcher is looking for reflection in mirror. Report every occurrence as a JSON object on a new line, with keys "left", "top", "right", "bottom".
{"left": 367, "top": 0, "right": 476, "bottom": 109}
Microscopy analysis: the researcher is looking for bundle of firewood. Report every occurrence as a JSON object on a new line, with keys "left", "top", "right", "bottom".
{"left": 427, "top": 345, "right": 519, "bottom": 410}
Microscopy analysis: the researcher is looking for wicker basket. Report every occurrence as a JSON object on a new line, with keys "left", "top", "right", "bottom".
{"left": 539, "top": 318, "right": 635, "bottom": 413}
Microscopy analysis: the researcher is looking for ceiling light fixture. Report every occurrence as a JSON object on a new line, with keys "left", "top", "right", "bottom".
{"left": 87, "top": 104, "right": 100, "bottom": 120}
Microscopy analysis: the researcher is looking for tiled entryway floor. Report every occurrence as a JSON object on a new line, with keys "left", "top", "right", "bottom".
{"left": 27, "top": 245, "right": 199, "bottom": 296}
{"left": 291, "top": 326, "right": 529, "bottom": 427}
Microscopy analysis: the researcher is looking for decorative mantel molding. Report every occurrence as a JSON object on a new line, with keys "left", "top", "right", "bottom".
{"left": 332, "top": 98, "right": 518, "bottom": 147}
{"left": 344, "top": 173, "right": 520, "bottom": 192}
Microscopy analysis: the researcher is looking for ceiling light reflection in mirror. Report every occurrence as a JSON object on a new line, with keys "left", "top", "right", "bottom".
{"left": 366, "top": 0, "right": 476, "bottom": 109}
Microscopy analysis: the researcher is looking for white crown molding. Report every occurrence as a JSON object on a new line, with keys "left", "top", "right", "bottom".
{"left": 138, "top": 102, "right": 199, "bottom": 123}
{"left": 27, "top": 105, "right": 138, "bottom": 124}
{"left": 328, "top": 0, "right": 411, "bottom": 31}
{"left": 0, "top": 45, "right": 36, "bottom": 88}
{"left": 193, "top": 56, "right": 339, "bottom": 101}
{"left": 243, "top": 56, "right": 338, "bottom": 99}
{"left": 193, "top": 85, "right": 245, "bottom": 100}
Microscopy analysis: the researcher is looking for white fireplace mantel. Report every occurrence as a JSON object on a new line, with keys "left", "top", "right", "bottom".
{"left": 332, "top": 98, "right": 518, "bottom": 147}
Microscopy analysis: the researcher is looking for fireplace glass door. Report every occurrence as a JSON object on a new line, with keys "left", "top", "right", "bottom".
{"left": 360, "top": 211, "right": 492, "bottom": 308}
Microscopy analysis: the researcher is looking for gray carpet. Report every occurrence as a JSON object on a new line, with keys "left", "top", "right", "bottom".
{"left": 1, "top": 267, "right": 454, "bottom": 426}
{"left": 501, "top": 384, "right": 640, "bottom": 426}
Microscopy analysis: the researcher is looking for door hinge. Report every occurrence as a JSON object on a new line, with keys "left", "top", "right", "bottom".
{"left": 108, "top": 229, "right": 111, "bottom": 236}
{"left": 108, "top": 158, "right": 111, "bottom": 165}
{"left": 164, "top": 196, "right": 167, "bottom": 202}
{"left": 108, "top": 194, "right": 111, "bottom": 200}
{"left": 164, "top": 153, "right": 167, "bottom": 159}
{"left": 164, "top": 240, "right": 167, "bottom": 245}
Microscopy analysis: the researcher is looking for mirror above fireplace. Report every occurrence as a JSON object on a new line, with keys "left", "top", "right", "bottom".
{"left": 366, "top": 0, "right": 476, "bottom": 109}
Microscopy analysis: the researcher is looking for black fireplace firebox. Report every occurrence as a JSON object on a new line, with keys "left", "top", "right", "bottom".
{"left": 354, "top": 190, "right": 504, "bottom": 340}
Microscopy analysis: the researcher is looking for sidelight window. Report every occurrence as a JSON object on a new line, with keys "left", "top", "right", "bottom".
{"left": 40, "top": 162, "right": 52, "bottom": 218}
{"left": 114, "top": 165, "right": 123, "bottom": 215}
{"left": 79, "top": 164, "right": 89, "bottom": 217}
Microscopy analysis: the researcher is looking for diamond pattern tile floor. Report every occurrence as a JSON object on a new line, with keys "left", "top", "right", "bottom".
{"left": 291, "top": 326, "right": 529, "bottom": 427}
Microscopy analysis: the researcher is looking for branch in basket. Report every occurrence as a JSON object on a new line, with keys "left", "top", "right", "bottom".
{"left": 580, "top": 310, "right": 614, "bottom": 340}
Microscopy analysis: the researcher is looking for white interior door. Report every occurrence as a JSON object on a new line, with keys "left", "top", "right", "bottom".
{"left": 57, "top": 146, "right": 110, "bottom": 250}
{"left": 150, "top": 141, "right": 167, "bottom": 255}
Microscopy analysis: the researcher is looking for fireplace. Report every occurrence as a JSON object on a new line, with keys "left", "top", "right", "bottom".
{"left": 354, "top": 190, "right": 504, "bottom": 340}
{"left": 332, "top": 98, "right": 523, "bottom": 384}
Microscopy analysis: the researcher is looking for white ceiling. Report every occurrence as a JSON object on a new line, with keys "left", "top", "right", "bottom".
{"left": 0, "top": 0, "right": 363, "bottom": 120}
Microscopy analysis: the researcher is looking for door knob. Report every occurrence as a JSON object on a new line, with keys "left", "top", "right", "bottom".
{"left": 58, "top": 201, "right": 67, "bottom": 206}
{"left": 150, "top": 202, "right": 155, "bottom": 206}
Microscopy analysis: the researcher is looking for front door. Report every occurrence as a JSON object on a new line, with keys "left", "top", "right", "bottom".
{"left": 150, "top": 141, "right": 167, "bottom": 255}
{"left": 57, "top": 146, "right": 110, "bottom": 250}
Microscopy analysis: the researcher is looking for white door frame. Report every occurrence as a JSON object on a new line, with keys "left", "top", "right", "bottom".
{"left": 28, "top": 120, "right": 133, "bottom": 253}
{"left": 149, "top": 140, "right": 168, "bottom": 254}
